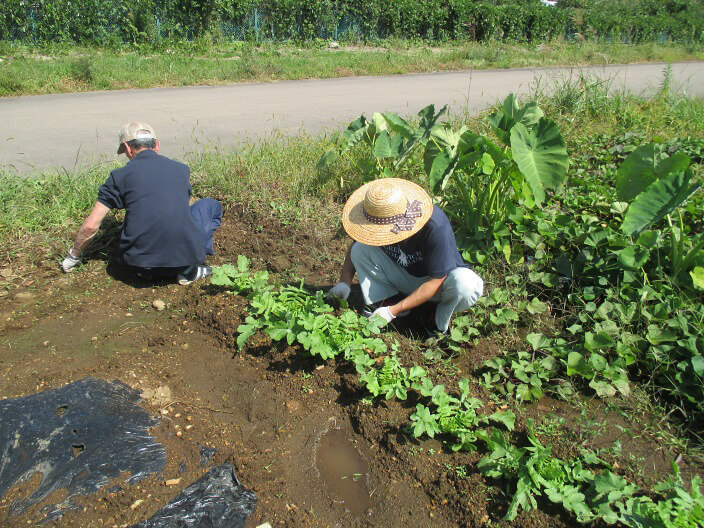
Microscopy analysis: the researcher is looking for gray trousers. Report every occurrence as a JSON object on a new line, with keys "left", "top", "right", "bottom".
{"left": 350, "top": 242, "right": 484, "bottom": 332}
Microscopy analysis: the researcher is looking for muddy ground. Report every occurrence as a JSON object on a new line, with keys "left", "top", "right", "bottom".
{"left": 0, "top": 205, "right": 700, "bottom": 528}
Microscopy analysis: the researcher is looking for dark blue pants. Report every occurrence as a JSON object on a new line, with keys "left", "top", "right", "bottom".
{"left": 190, "top": 198, "right": 222, "bottom": 256}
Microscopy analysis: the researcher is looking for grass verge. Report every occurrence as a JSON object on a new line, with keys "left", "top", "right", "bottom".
{"left": 0, "top": 40, "right": 703, "bottom": 96}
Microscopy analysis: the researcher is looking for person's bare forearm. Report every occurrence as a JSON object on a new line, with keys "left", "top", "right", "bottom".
{"left": 339, "top": 243, "right": 356, "bottom": 285}
{"left": 390, "top": 276, "right": 446, "bottom": 316}
{"left": 70, "top": 223, "right": 99, "bottom": 256}
{"left": 69, "top": 202, "right": 111, "bottom": 257}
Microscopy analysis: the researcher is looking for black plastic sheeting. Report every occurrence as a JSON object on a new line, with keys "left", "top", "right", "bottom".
{"left": 132, "top": 464, "right": 257, "bottom": 528}
{"left": 0, "top": 378, "right": 167, "bottom": 521}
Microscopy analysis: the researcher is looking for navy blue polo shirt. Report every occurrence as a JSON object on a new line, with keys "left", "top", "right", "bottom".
{"left": 381, "top": 206, "right": 467, "bottom": 278}
{"left": 97, "top": 150, "right": 205, "bottom": 268}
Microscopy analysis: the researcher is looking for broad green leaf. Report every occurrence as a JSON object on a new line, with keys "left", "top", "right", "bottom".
{"left": 488, "top": 94, "right": 543, "bottom": 146}
{"left": 589, "top": 379, "right": 617, "bottom": 398}
{"left": 588, "top": 353, "right": 607, "bottom": 372}
{"left": 337, "top": 116, "right": 369, "bottom": 151}
{"left": 527, "top": 297, "right": 548, "bottom": 315}
{"left": 526, "top": 333, "right": 550, "bottom": 350}
{"left": 510, "top": 119, "right": 568, "bottom": 204}
{"left": 692, "top": 355, "right": 704, "bottom": 377}
{"left": 691, "top": 266, "right": 704, "bottom": 290}
{"left": 647, "top": 324, "right": 679, "bottom": 344}
{"left": 373, "top": 130, "right": 402, "bottom": 158}
{"left": 371, "top": 112, "right": 388, "bottom": 133}
{"left": 381, "top": 112, "right": 413, "bottom": 139}
{"left": 237, "top": 254, "right": 250, "bottom": 272}
{"left": 236, "top": 324, "right": 258, "bottom": 349}
{"left": 636, "top": 230, "right": 660, "bottom": 248}
{"left": 584, "top": 331, "right": 615, "bottom": 352}
{"left": 488, "top": 410, "right": 516, "bottom": 431}
{"left": 481, "top": 152, "right": 495, "bottom": 175}
{"left": 615, "top": 143, "right": 690, "bottom": 201}
{"left": 516, "top": 383, "right": 537, "bottom": 402}
{"left": 612, "top": 375, "right": 631, "bottom": 397}
{"left": 428, "top": 151, "right": 452, "bottom": 193}
{"left": 616, "top": 246, "right": 650, "bottom": 270}
{"left": 567, "top": 352, "right": 590, "bottom": 377}
{"left": 621, "top": 169, "right": 701, "bottom": 236}
{"left": 316, "top": 147, "right": 339, "bottom": 169}
{"left": 501, "top": 242, "right": 511, "bottom": 263}
{"left": 418, "top": 104, "right": 447, "bottom": 131}
{"left": 267, "top": 328, "right": 290, "bottom": 341}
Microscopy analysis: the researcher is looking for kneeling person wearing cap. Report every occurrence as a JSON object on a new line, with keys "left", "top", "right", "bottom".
{"left": 328, "top": 178, "right": 483, "bottom": 333}
{"left": 61, "top": 122, "right": 222, "bottom": 285}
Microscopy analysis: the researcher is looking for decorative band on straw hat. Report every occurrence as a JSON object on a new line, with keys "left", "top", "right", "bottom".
{"left": 342, "top": 178, "right": 433, "bottom": 246}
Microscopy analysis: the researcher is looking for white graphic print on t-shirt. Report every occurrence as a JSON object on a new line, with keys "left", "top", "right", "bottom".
{"left": 385, "top": 246, "right": 423, "bottom": 268}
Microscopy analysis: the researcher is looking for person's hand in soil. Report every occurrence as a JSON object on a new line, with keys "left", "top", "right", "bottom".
{"left": 327, "top": 281, "right": 351, "bottom": 301}
{"left": 61, "top": 249, "right": 81, "bottom": 273}
{"left": 370, "top": 306, "right": 395, "bottom": 324}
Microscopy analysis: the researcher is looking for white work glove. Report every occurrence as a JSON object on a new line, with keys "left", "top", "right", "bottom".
{"left": 61, "top": 250, "right": 81, "bottom": 273}
{"left": 327, "top": 281, "right": 351, "bottom": 301}
{"left": 370, "top": 306, "right": 396, "bottom": 324}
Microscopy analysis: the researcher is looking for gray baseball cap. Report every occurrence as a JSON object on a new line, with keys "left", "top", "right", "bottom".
{"left": 117, "top": 122, "right": 156, "bottom": 154}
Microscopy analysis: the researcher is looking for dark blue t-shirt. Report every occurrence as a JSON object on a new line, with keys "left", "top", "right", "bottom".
{"left": 381, "top": 206, "right": 467, "bottom": 278}
{"left": 97, "top": 150, "right": 205, "bottom": 268}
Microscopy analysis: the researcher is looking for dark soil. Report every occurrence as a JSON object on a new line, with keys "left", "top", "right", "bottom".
{"left": 0, "top": 204, "right": 700, "bottom": 528}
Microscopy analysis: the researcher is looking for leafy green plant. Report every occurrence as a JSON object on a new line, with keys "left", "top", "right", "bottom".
{"left": 426, "top": 94, "right": 569, "bottom": 238}
{"left": 618, "top": 463, "right": 704, "bottom": 528}
{"left": 317, "top": 104, "right": 446, "bottom": 185}
{"left": 210, "top": 255, "right": 270, "bottom": 295}
{"left": 359, "top": 352, "right": 427, "bottom": 400}
{"left": 482, "top": 350, "right": 557, "bottom": 402}
{"left": 410, "top": 378, "right": 515, "bottom": 451}
{"left": 616, "top": 142, "right": 703, "bottom": 284}
{"left": 479, "top": 421, "right": 626, "bottom": 523}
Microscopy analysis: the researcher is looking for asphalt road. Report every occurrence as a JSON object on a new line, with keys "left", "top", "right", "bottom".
{"left": 1, "top": 61, "right": 703, "bottom": 175}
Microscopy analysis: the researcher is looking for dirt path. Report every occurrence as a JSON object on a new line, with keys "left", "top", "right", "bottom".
{"left": 2, "top": 61, "right": 703, "bottom": 174}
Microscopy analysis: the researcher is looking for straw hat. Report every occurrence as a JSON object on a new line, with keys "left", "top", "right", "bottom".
{"left": 342, "top": 178, "right": 433, "bottom": 246}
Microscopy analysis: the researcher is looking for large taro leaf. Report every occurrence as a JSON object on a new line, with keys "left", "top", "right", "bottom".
{"left": 424, "top": 126, "right": 464, "bottom": 192}
{"left": 373, "top": 130, "right": 403, "bottom": 158}
{"left": 455, "top": 130, "right": 506, "bottom": 169}
{"left": 385, "top": 104, "right": 446, "bottom": 169}
{"left": 418, "top": 104, "right": 447, "bottom": 135}
{"left": 510, "top": 118, "right": 568, "bottom": 205}
{"left": 488, "top": 94, "right": 544, "bottom": 146}
{"left": 615, "top": 143, "right": 691, "bottom": 202}
{"left": 621, "top": 168, "right": 701, "bottom": 236}
{"left": 382, "top": 112, "right": 413, "bottom": 139}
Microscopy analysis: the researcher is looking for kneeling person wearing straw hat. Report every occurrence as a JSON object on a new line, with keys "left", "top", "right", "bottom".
{"left": 328, "top": 178, "right": 483, "bottom": 333}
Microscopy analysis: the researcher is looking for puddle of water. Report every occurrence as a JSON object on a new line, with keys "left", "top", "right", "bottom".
{"left": 315, "top": 428, "right": 371, "bottom": 516}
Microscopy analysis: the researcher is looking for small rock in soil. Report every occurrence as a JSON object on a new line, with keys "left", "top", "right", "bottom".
{"left": 0, "top": 268, "right": 12, "bottom": 278}
{"left": 141, "top": 385, "right": 172, "bottom": 407}
{"left": 152, "top": 299, "right": 166, "bottom": 311}
{"left": 268, "top": 256, "right": 291, "bottom": 273}
{"left": 286, "top": 400, "right": 301, "bottom": 413}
